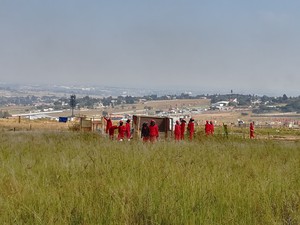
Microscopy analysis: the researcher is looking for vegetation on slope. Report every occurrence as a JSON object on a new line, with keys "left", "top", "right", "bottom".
{"left": 0, "top": 131, "right": 299, "bottom": 224}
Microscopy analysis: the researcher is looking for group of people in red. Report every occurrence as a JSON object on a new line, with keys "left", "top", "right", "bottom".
{"left": 104, "top": 115, "right": 255, "bottom": 141}
{"left": 104, "top": 117, "right": 131, "bottom": 141}
{"left": 174, "top": 119, "right": 215, "bottom": 141}
{"left": 104, "top": 116, "right": 160, "bottom": 142}
{"left": 141, "top": 119, "right": 159, "bottom": 142}
{"left": 174, "top": 118, "right": 195, "bottom": 141}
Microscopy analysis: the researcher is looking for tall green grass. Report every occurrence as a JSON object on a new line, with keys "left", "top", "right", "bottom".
{"left": 0, "top": 131, "right": 299, "bottom": 224}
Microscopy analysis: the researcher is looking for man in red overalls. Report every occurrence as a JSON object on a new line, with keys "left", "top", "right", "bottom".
{"left": 118, "top": 120, "right": 126, "bottom": 141}
{"left": 205, "top": 120, "right": 210, "bottom": 136}
{"left": 180, "top": 119, "right": 186, "bottom": 140}
{"left": 104, "top": 116, "right": 112, "bottom": 134}
{"left": 149, "top": 120, "right": 159, "bottom": 142}
{"left": 250, "top": 122, "right": 255, "bottom": 139}
{"left": 174, "top": 120, "right": 181, "bottom": 141}
{"left": 125, "top": 119, "right": 131, "bottom": 140}
{"left": 188, "top": 118, "right": 195, "bottom": 140}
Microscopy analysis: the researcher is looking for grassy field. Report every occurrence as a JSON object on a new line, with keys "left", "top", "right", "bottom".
{"left": 0, "top": 131, "right": 299, "bottom": 224}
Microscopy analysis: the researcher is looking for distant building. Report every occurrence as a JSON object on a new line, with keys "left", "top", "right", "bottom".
{"left": 211, "top": 101, "right": 230, "bottom": 110}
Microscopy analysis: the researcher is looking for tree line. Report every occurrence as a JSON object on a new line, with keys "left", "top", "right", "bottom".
{"left": 1, "top": 92, "right": 300, "bottom": 114}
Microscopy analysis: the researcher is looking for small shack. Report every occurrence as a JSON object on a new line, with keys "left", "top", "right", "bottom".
{"left": 79, "top": 116, "right": 104, "bottom": 132}
{"left": 132, "top": 115, "right": 173, "bottom": 139}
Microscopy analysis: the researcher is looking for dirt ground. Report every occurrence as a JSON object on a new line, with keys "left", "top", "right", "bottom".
{"left": 0, "top": 117, "right": 71, "bottom": 131}
{"left": 1, "top": 99, "right": 300, "bottom": 141}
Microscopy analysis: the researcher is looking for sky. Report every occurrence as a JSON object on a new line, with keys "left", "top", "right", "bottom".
{"left": 1, "top": 0, "right": 300, "bottom": 96}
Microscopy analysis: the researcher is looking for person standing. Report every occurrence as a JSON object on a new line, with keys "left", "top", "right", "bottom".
{"left": 205, "top": 120, "right": 210, "bottom": 136}
{"left": 250, "top": 122, "right": 255, "bottom": 139}
{"left": 104, "top": 116, "right": 112, "bottom": 134}
{"left": 118, "top": 120, "right": 126, "bottom": 141}
{"left": 125, "top": 119, "right": 131, "bottom": 140}
{"left": 180, "top": 118, "right": 186, "bottom": 140}
{"left": 188, "top": 118, "right": 195, "bottom": 140}
{"left": 141, "top": 122, "right": 150, "bottom": 142}
{"left": 149, "top": 120, "right": 159, "bottom": 142}
{"left": 174, "top": 120, "right": 181, "bottom": 141}
{"left": 223, "top": 123, "right": 228, "bottom": 138}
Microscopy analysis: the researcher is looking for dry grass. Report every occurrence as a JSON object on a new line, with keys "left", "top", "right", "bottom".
{"left": 0, "top": 131, "right": 299, "bottom": 224}
{"left": 0, "top": 118, "right": 70, "bottom": 131}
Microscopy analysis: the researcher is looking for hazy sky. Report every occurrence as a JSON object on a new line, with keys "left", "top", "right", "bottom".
{"left": 1, "top": 0, "right": 300, "bottom": 96}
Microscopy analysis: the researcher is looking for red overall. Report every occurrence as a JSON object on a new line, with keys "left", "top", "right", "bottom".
{"left": 125, "top": 122, "right": 131, "bottom": 139}
{"left": 118, "top": 125, "right": 125, "bottom": 141}
{"left": 174, "top": 121, "right": 181, "bottom": 141}
{"left": 149, "top": 123, "right": 159, "bottom": 142}
{"left": 205, "top": 121, "right": 210, "bottom": 136}
{"left": 104, "top": 118, "right": 112, "bottom": 134}
{"left": 250, "top": 123, "right": 254, "bottom": 139}
{"left": 188, "top": 121, "right": 195, "bottom": 140}
{"left": 180, "top": 121, "right": 186, "bottom": 140}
